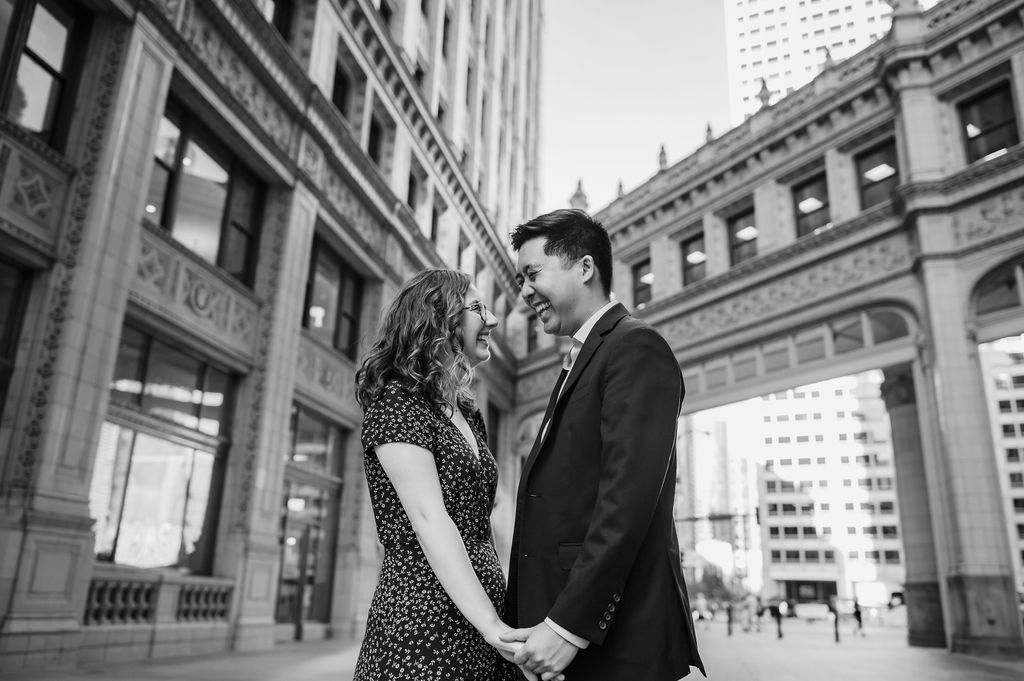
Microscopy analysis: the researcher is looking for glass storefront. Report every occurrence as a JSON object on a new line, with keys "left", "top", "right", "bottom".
{"left": 89, "top": 324, "right": 235, "bottom": 573}
{"left": 275, "top": 405, "right": 346, "bottom": 636}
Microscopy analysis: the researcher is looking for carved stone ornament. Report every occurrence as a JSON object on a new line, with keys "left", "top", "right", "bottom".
{"left": 953, "top": 188, "right": 1024, "bottom": 246}
{"left": 295, "top": 337, "right": 358, "bottom": 414}
{"left": 323, "top": 164, "right": 385, "bottom": 250}
{"left": 12, "top": 26, "right": 130, "bottom": 490}
{"left": 660, "top": 236, "right": 912, "bottom": 350}
{"left": 181, "top": 4, "right": 293, "bottom": 155}
{"left": 134, "top": 229, "right": 258, "bottom": 357}
{"left": 11, "top": 166, "right": 54, "bottom": 222}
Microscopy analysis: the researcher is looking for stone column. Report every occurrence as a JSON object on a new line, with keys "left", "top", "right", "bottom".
{"left": 824, "top": 147, "right": 858, "bottom": 223}
{"left": 214, "top": 184, "right": 318, "bottom": 650}
{"left": 880, "top": 364, "right": 946, "bottom": 647}
{"left": 0, "top": 19, "right": 170, "bottom": 671}
{"left": 650, "top": 233, "right": 681, "bottom": 301}
{"left": 914, "top": 243, "right": 1024, "bottom": 655}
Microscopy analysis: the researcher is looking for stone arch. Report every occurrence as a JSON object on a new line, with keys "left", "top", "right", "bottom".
{"left": 968, "top": 252, "right": 1024, "bottom": 344}
{"left": 680, "top": 302, "right": 922, "bottom": 413}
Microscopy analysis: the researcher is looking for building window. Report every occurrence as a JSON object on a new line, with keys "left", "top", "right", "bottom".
{"left": 332, "top": 64, "right": 351, "bottom": 118}
{"left": 681, "top": 233, "right": 706, "bottom": 286}
{"left": 0, "top": 258, "right": 30, "bottom": 412}
{"left": 89, "top": 422, "right": 224, "bottom": 572}
{"left": 144, "top": 97, "right": 263, "bottom": 285}
{"left": 261, "top": 0, "right": 294, "bottom": 41}
{"left": 430, "top": 201, "right": 444, "bottom": 245}
{"left": 727, "top": 207, "right": 758, "bottom": 265}
{"left": 91, "top": 326, "right": 236, "bottom": 572}
{"left": 368, "top": 115, "right": 384, "bottom": 164}
{"left": 526, "top": 313, "right": 538, "bottom": 354}
{"left": 304, "top": 236, "right": 365, "bottom": 360}
{"left": 1, "top": 0, "right": 88, "bottom": 149}
{"left": 441, "top": 10, "right": 451, "bottom": 58}
{"left": 379, "top": 0, "right": 393, "bottom": 28}
{"left": 793, "top": 173, "right": 831, "bottom": 237}
{"left": 958, "top": 83, "right": 1020, "bottom": 163}
{"left": 632, "top": 258, "right": 653, "bottom": 309}
{"left": 855, "top": 140, "right": 898, "bottom": 210}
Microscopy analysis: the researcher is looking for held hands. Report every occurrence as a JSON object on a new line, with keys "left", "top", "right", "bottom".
{"left": 499, "top": 622, "right": 577, "bottom": 681}
{"left": 487, "top": 629, "right": 565, "bottom": 681}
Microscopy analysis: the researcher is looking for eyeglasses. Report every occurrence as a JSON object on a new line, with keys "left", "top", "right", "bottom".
{"left": 463, "top": 301, "right": 490, "bottom": 321}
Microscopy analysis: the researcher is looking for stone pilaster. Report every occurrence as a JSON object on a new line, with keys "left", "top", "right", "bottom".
{"left": 825, "top": 148, "right": 858, "bottom": 223}
{"left": 915, "top": 246, "right": 1024, "bottom": 656}
{"left": 880, "top": 364, "right": 946, "bottom": 647}
{"left": 215, "top": 185, "right": 318, "bottom": 650}
{"left": 650, "top": 234, "right": 681, "bottom": 301}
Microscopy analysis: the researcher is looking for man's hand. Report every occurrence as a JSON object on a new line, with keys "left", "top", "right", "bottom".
{"left": 499, "top": 622, "right": 578, "bottom": 679}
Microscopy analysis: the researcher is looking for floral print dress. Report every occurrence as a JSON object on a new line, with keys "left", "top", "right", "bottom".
{"left": 354, "top": 382, "right": 516, "bottom": 681}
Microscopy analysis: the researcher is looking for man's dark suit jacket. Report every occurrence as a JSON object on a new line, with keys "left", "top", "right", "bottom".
{"left": 506, "top": 304, "right": 705, "bottom": 680}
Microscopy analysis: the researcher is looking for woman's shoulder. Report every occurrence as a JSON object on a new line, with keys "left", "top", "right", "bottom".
{"left": 369, "top": 380, "right": 434, "bottom": 413}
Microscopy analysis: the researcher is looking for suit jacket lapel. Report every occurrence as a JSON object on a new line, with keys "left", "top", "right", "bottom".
{"left": 521, "top": 304, "right": 630, "bottom": 477}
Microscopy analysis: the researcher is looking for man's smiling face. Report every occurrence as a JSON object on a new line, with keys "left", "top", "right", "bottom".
{"left": 515, "top": 236, "right": 585, "bottom": 337}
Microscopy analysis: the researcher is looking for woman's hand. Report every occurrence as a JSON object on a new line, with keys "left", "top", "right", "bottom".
{"left": 485, "top": 629, "right": 565, "bottom": 681}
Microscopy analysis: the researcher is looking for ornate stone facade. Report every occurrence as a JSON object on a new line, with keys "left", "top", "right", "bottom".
{"left": 592, "top": 0, "right": 1024, "bottom": 657}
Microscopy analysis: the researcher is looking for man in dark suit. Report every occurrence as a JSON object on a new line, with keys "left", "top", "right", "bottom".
{"left": 501, "top": 209, "right": 705, "bottom": 680}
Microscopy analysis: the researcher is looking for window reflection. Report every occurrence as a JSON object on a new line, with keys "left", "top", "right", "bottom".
{"left": 3, "top": 0, "right": 81, "bottom": 147}
{"left": 144, "top": 100, "right": 263, "bottom": 285}
{"left": 89, "top": 424, "right": 219, "bottom": 572}
{"left": 109, "top": 326, "right": 235, "bottom": 438}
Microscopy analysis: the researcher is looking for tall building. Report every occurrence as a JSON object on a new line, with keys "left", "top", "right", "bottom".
{"left": 756, "top": 373, "right": 904, "bottom": 608}
{"left": 587, "top": 0, "right": 1024, "bottom": 654}
{"left": 723, "top": 0, "right": 939, "bottom": 124}
{"left": 980, "top": 334, "right": 1024, "bottom": 592}
{"left": 0, "top": 0, "right": 541, "bottom": 671}
{"left": 678, "top": 372, "right": 905, "bottom": 607}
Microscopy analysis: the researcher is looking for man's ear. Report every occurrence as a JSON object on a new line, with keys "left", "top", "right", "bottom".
{"left": 579, "top": 255, "right": 596, "bottom": 284}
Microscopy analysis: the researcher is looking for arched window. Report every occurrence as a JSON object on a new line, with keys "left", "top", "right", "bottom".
{"left": 975, "top": 258, "right": 1023, "bottom": 316}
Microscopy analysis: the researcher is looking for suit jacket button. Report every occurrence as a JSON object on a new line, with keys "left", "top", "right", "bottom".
{"left": 604, "top": 613, "right": 612, "bottom": 621}
{"left": 612, "top": 594, "right": 621, "bottom": 602}
{"left": 598, "top": 621, "right": 607, "bottom": 630}
{"left": 608, "top": 604, "right": 616, "bottom": 612}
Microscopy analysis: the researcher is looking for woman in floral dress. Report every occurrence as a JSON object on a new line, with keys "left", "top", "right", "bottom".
{"left": 353, "top": 269, "right": 524, "bottom": 681}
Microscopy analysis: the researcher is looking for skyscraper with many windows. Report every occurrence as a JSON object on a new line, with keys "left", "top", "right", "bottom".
{"left": 723, "top": 0, "right": 939, "bottom": 124}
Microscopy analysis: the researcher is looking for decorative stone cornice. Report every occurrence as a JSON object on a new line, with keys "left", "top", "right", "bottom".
{"left": 131, "top": 223, "right": 260, "bottom": 364}
{"left": 640, "top": 202, "right": 899, "bottom": 319}
{"left": 658, "top": 234, "right": 913, "bottom": 352}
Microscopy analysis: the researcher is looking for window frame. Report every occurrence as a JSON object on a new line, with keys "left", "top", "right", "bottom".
{"left": 726, "top": 206, "right": 758, "bottom": 266}
{"left": 680, "top": 231, "right": 706, "bottom": 286}
{"left": 0, "top": 0, "right": 90, "bottom": 150}
{"left": 146, "top": 97, "right": 264, "bottom": 286}
{"left": 631, "top": 257, "right": 652, "bottom": 308}
{"left": 302, "top": 236, "right": 365, "bottom": 361}
{"left": 792, "top": 172, "right": 831, "bottom": 237}
{"left": 957, "top": 80, "right": 1020, "bottom": 163}
{"left": 854, "top": 138, "right": 899, "bottom": 210}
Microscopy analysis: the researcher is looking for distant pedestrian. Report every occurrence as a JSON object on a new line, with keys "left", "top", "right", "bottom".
{"left": 770, "top": 602, "right": 784, "bottom": 639}
{"left": 853, "top": 601, "right": 865, "bottom": 637}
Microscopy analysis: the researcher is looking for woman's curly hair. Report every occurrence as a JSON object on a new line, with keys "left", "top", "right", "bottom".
{"left": 355, "top": 268, "right": 476, "bottom": 415}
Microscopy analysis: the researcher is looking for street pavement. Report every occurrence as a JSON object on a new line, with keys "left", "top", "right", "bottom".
{"left": 5, "top": 617, "right": 1024, "bottom": 680}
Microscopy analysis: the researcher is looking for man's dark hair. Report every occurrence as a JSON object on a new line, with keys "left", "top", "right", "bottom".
{"left": 509, "top": 208, "right": 613, "bottom": 295}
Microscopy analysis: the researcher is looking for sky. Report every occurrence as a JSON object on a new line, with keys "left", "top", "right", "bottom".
{"left": 539, "top": 0, "right": 732, "bottom": 214}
